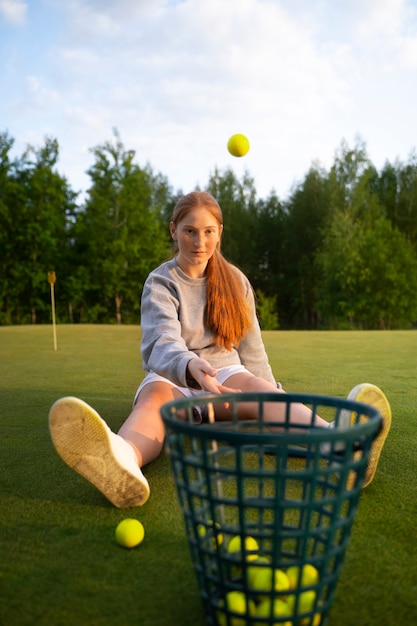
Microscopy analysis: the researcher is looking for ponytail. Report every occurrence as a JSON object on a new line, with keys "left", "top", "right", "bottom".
{"left": 206, "top": 250, "right": 252, "bottom": 350}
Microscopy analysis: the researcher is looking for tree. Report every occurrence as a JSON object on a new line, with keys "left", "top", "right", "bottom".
{"left": 0, "top": 131, "right": 18, "bottom": 323}
{"left": 252, "top": 191, "right": 285, "bottom": 297}
{"left": 207, "top": 167, "right": 259, "bottom": 278}
{"left": 280, "top": 165, "right": 330, "bottom": 328}
{"left": 313, "top": 138, "right": 417, "bottom": 329}
{"left": 317, "top": 212, "right": 417, "bottom": 328}
{"left": 256, "top": 290, "right": 279, "bottom": 330}
{"left": 70, "top": 129, "right": 172, "bottom": 323}
{"left": 377, "top": 161, "right": 399, "bottom": 225}
{"left": 395, "top": 152, "right": 417, "bottom": 246}
{"left": 2, "top": 128, "right": 417, "bottom": 330}
{"left": 0, "top": 133, "right": 76, "bottom": 324}
{"left": 329, "top": 137, "right": 372, "bottom": 209}
{"left": 355, "top": 219, "right": 417, "bottom": 328}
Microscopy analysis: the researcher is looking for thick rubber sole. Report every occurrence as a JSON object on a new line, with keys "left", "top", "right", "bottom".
{"left": 49, "top": 397, "right": 150, "bottom": 507}
{"left": 347, "top": 383, "right": 392, "bottom": 488}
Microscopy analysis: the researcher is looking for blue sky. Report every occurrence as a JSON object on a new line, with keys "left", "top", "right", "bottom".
{"left": 1, "top": 0, "right": 417, "bottom": 201}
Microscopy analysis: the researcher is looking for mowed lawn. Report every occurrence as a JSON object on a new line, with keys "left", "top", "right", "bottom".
{"left": 0, "top": 325, "right": 416, "bottom": 626}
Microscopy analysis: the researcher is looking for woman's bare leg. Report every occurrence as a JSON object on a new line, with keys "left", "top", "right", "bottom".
{"left": 118, "top": 381, "right": 185, "bottom": 467}
{"left": 213, "top": 372, "right": 329, "bottom": 428}
{"left": 118, "top": 374, "right": 328, "bottom": 469}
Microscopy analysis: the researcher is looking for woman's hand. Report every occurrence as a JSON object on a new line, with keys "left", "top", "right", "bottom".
{"left": 186, "top": 358, "right": 239, "bottom": 394}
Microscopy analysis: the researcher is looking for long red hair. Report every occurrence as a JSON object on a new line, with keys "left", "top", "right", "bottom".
{"left": 171, "top": 191, "right": 253, "bottom": 350}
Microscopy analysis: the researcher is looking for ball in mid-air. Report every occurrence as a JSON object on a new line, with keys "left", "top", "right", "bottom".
{"left": 227, "top": 133, "right": 250, "bottom": 157}
{"left": 115, "top": 518, "right": 145, "bottom": 548}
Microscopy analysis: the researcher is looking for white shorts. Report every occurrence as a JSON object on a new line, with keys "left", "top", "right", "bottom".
{"left": 133, "top": 364, "right": 248, "bottom": 409}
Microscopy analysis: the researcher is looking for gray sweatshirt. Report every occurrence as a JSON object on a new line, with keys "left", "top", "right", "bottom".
{"left": 140, "top": 258, "right": 276, "bottom": 388}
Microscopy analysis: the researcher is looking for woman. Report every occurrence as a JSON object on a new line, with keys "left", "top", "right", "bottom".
{"left": 49, "top": 191, "right": 391, "bottom": 508}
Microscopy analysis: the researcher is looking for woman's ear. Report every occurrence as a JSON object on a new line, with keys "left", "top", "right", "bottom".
{"left": 169, "top": 221, "right": 177, "bottom": 240}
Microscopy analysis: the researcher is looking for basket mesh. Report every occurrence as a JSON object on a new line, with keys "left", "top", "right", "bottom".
{"left": 161, "top": 392, "right": 381, "bottom": 626}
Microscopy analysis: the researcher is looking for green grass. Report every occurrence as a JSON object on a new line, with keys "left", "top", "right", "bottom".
{"left": 0, "top": 325, "right": 416, "bottom": 625}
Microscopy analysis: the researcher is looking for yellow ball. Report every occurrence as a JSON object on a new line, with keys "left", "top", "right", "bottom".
{"left": 227, "top": 133, "right": 250, "bottom": 157}
{"left": 251, "top": 567, "right": 291, "bottom": 601}
{"left": 287, "top": 590, "right": 317, "bottom": 614}
{"left": 227, "top": 535, "right": 259, "bottom": 561}
{"left": 255, "top": 598, "right": 293, "bottom": 626}
{"left": 217, "top": 591, "right": 256, "bottom": 626}
{"left": 115, "top": 518, "right": 145, "bottom": 548}
{"left": 197, "top": 520, "right": 223, "bottom": 548}
{"left": 299, "top": 607, "right": 322, "bottom": 626}
{"left": 246, "top": 556, "right": 271, "bottom": 588}
{"left": 286, "top": 564, "right": 319, "bottom": 589}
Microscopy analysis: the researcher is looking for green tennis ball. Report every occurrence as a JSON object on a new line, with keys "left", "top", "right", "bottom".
{"left": 227, "top": 133, "right": 250, "bottom": 157}
{"left": 115, "top": 518, "right": 145, "bottom": 548}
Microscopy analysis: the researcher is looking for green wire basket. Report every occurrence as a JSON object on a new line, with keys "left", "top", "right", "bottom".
{"left": 161, "top": 392, "right": 381, "bottom": 626}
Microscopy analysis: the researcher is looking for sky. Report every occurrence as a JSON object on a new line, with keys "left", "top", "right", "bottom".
{"left": 1, "top": 0, "right": 417, "bottom": 202}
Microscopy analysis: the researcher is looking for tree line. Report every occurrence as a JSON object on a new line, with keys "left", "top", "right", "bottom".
{"left": 1, "top": 128, "right": 417, "bottom": 330}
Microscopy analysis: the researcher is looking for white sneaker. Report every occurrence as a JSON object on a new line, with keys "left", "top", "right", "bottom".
{"left": 49, "top": 397, "right": 150, "bottom": 507}
{"left": 345, "top": 383, "right": 392, "bottom": 488}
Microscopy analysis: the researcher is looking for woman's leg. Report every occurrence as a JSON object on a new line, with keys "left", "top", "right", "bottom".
{"left": 212, "top": 372, "right": 329, "bottom": 428}
{"left": 118, "top": 381, "right": 185, "bottom": 467}
{"left": 48, "top": 381, "right": 184, "bottom": 508}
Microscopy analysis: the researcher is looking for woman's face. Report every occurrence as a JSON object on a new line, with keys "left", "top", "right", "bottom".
{"left": 170, "top": 207, "right": 222, "bottom": 278}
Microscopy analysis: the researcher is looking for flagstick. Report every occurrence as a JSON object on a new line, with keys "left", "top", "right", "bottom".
{"left": 48, "top": 272, "right": 58, "bottom": 351}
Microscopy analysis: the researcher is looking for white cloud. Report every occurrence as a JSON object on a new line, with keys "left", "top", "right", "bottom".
{"left": 54, "top": 0, "right": 352, "bottom": 132}
{"left": 0, "top": 0, "right": 27, "bottom": 24}
{"left": 2, "top": 0, "right": 417, "bottom": 199}
{"left": 399, "top": 34, "right": 417, "bottom": 67}
{"left": 51, "top": 0, "right": 161, "bottom": 42}
{"left": 26, "top": 75, "right": 60, "bottom": 108}
{"left": 353, "top": 0, "right": 417, "bottom": 69}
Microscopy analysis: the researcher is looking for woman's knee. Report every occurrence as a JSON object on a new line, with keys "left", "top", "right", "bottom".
{"left": 226, "top": 372, "right": 278, "bottom": 393}
{"left": 135, "top": 381, "right": 182, "bottom": 408}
